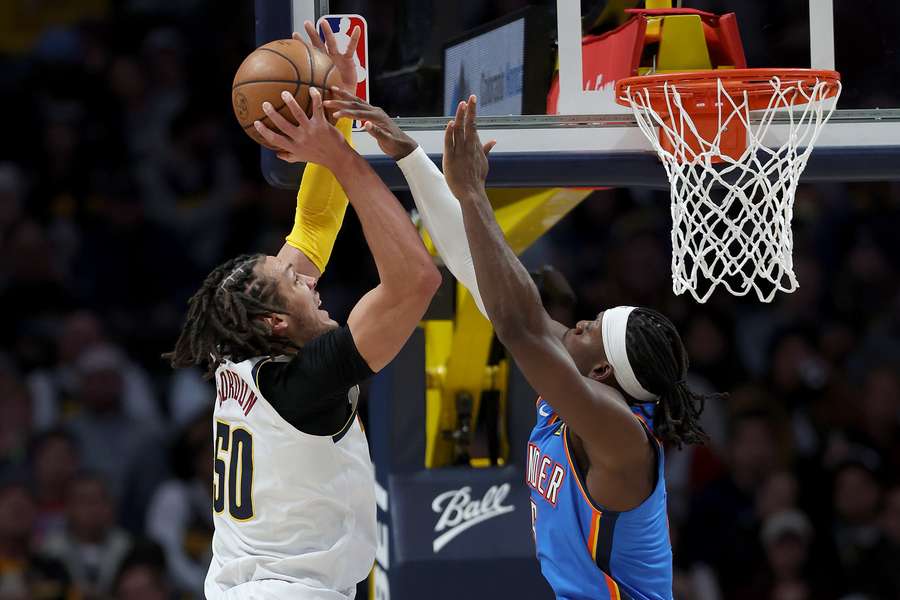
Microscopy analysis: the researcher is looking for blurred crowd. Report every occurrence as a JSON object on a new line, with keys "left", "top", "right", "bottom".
{"left": 1, "top": 1, "right": 899, "bottom": 600}
{"left": 537, "top": 182, "right": 900, "bottom": 600}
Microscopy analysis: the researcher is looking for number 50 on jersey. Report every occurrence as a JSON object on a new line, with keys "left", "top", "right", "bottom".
{"left": 214, "top": 420, "right": 255, "bottom": 521}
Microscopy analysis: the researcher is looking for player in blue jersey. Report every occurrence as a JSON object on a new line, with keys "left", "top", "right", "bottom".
{"left": 443, "top": 97, "right": 720, "bottom": 600}
{"left": 327, "top": 91, "right": 720, "bottom": 600}
{"left": 440, "top": 97, "right": 720, "bottom": 600}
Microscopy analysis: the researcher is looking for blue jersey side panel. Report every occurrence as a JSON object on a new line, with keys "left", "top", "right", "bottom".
{"left": 526, "top": 398, "right": 673, "bottom": 600}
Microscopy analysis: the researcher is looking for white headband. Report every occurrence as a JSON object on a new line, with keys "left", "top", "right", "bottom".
{"left": 601, "top": 306, "right": 658, "bottom": 403}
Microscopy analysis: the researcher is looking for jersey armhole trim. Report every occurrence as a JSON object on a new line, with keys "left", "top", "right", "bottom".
{"left": 252, "top": 357, "right": 274, "bottom": 390}
{"left": 562, "top": 424, "right": 609, "bottom": 514}
{"left": 633, "top": 412, "right": 663, "bottom": 448}
{"left": 331, "top": 403, "right": 359, "bottom": 443}
{"left": 563, "top": 421, "right": 664, "bottom": 515}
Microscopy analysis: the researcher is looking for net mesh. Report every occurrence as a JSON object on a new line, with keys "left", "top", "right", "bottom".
{"left": 620, "top": 75, "right": 841, "bottom": 303}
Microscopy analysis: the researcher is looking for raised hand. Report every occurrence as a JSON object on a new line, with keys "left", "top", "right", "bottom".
{"left": 322, "top": 87, "right": 418, "bottom": 160}
{"left": 296, "top": 19, "right": 361, "bottom": 94}
{"left": 254, "top": 88, "right": 350, "bottom": 167}
{"left": 443, "top": 95, "right": 497, "bottom": 200}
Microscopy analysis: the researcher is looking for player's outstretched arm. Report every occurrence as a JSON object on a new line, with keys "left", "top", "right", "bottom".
{"left": 255, "top": 89, "right": 441, "bottom": 373}
{"left": 323, "top": 87, "right": 492, "bottom": 317}
{"left": 278, "top": 117, "right": 353, "bottom": 278}
{"left": 278, "top": 20, "right": 362, "bottom": 278}
{"left": 445, "top": 96, "right": 645, "bottom": 463}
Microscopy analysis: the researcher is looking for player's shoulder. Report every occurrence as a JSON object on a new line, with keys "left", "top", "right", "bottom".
{"left": 260, "top": 326, "right": 348, "bottom": 369}
{"left": 249, "top": 354, "right": 284, "bottom": 382}
{"left": 217, "top": 354, "right": 275, "bottom": 374}
{"left": 534, "top": 397, "right": 563, "bottom": 430}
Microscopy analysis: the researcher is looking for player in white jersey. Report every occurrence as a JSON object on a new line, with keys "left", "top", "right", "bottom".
{"left": 165, "top": 22, "right": 441, "bottom": 600}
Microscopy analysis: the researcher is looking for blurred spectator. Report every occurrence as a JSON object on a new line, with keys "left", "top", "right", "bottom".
{"left": 28, "top": 429, "right": 80, "bottom": 543}
{"left": 0, "top": 359, "right": 32, "bottom": 473}
{"left": 671, "top": 519, "right": 722, "bottom": 600}
{"left": 136, "top": 101, "right": 240, "bottom": 271}
{"left": 0, "top": 220, "right": 73, "bottom": 366}
{"left": 733, "top": 254, "right": 827, "bottom": 381}
{"left": 605, "top": 227, "right": 670, "bottom": 308}
{"left": 0, "top": 0, "right": 108, "bottom": 55}
{"left": 40, "top": 473, "right": 132, "bottom": 599}
{"left": 0, "top": 163, "right": 25, "bottom": 248}
{"left": 818, "top": 320, "right": 858, "bottom": 369}
{"left": 683, "top": 308, "right": 746, "bottom": 393}
{"left": 74, "top": 173, "right": 187, "bottom": 363}
{"left": 107, "top": 55, "right": 167, "bottom": 161}
{"left": 531, "top": 265, "right": 577, "bottom": 327}
{"left": 849, "top": 293, "right": 900, "bottom": 376}
{"left": 166, "top": 366, "right": 213, "bottom": 429}
{"left": 737, "top": 510, "right": 831, "bottom": 600}
{"left": 834, "top": 234, "right": 897, "bottom": 319}
{"left": 756, "top": 470, "right": 800, "bottom": 522}
{"left": 27, "top": 312, "right": 162, "bottom": 431}
{"left": 113, "top": 541, "right": 174, "bottom": 600}
{"left": 139, "top": 28, "right": 188, "bottom": 161}
{"left": 831, "top": 460, "right": 883, "bottom": 589}
{"left": 64, "top": 345, "right": 162, "bottom": 501}
{"left": 32, "top": 103, "right": 93, "bottom": 222}
{"left": 0, "top": 477, "right": 72, "bottom": 600}
{"left": 680, "top": 409, "right": 787, "bottom": 596}
{"left": 28, "top": 311, "right": 162, "bottom": 428}
{"left": 145, "top": 412, "right": 213, "bottom": 596}
{"left": 856, "top": 485, "right": 900, "bottom": 599}
{"left": 847, "top": 366, "right": 900, "bottom": 474}
{"left": 767, "top": 327, "right": 831, "bottom": 457}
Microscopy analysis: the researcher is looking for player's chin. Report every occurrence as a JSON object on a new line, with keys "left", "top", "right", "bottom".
{"left": 319, "top": 310, "right": 339, "bottom": 330}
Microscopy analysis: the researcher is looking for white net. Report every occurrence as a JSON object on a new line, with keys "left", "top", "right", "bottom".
{"left": 620, "top": 75, "right": 841, "bottom": 303}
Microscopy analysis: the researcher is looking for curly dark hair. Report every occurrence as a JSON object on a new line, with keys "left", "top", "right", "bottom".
{"left": 626, "top": 307, "right": 720, "bottom": 449}
{"left": 164, "top": 253, "right": 298, "bottom": 378}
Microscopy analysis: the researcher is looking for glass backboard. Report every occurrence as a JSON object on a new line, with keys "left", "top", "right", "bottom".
{"left": 257, "top": 0, "right": 900, "bottom": 189}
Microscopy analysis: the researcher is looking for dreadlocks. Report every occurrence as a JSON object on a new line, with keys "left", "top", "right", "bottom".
{"left": 164, "top": 253, "right": 300, "bottom": 378}
{"left": 625, "top": 308, "right": 719, "bottom": 449}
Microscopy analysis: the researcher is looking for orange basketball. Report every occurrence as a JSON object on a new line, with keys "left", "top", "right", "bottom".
{"left": 232, "top": 38, "right": 343, "bottom": 148}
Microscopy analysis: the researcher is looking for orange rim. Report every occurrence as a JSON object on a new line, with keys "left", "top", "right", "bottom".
{"left": 615, "top": 68, "right": 841, "bottom": 113}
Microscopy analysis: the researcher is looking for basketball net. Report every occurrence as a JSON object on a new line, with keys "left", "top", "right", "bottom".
{"left": 620, "top": 74, "right": 841, "bottom": 303}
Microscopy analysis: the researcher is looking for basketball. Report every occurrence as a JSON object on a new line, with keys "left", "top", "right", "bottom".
{"left": 232, "top": 38, "right": 343, "bottom": 147}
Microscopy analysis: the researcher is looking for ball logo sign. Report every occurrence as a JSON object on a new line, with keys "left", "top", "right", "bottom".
{"left": 431, "top": 484, "right": 515, "bottom": 553}
{"left": 317, "top": 14, "right": 369, "bottom": 131}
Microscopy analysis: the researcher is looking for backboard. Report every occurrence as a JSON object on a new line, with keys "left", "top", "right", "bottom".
{"left": 257, "top": 0, "right": 900, "bottom": 189}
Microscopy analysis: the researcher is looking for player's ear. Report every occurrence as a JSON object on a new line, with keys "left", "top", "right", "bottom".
{"left": 587, "top": 361, "right": 612, "bottom": 383}
{"left": 263, "top": 313, "right": 289, "bottom": 336}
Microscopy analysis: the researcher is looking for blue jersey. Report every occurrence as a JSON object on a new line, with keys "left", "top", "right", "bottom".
{"left": 526, "top": 398, "right": 672, "bottom": 600}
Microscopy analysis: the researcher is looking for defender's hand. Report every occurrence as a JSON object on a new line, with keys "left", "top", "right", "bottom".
{"left": 255, "top": 88, "right": 351, "bottom": 168}
{"left": 323, "top": 87, "right": 418, "bottom": 160}
{"left": 296, "top": 19, "right": 361, "bottom": 94}
{"left": 443, "top": 95, "right": 496, "bottom": 200}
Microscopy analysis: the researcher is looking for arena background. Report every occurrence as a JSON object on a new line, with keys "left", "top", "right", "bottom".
{"left": 1, "top": 1, "right": 899, "bottom": 599}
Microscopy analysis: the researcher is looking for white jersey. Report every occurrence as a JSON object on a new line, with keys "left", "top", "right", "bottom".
{"left": 204, "top": 357, "right": 376, "bottom": 600}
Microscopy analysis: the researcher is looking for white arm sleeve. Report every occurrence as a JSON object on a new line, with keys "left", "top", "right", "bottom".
{"left": 396, "top": 146, "right": 488, "bottom": 318}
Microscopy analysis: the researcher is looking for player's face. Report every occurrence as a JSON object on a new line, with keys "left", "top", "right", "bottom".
{"left": 562, "top": 312, "right": 609, "bottom": 379}
{"left": 259, "top": 256, "right": 338, "bottom": 344}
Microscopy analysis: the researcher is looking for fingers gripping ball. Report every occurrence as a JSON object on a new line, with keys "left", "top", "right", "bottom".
{"left": 232, "top": 39, "right": 344, "bottom": 148}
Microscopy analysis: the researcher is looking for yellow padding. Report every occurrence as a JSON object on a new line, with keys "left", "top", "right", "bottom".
{"left": 645, "top": 0, "right": 672, "bottom": 8}
{"left": 423, "top": 320, "right": 453, "bottom": 468}
{"left": 657, "top": 15, "right": 712, "bottom": 72}
{"left": 422, "top": 187, "right": 591, "bottom": 468}
{"left": 645, "top": 16, "right": 663, "bottom": 44}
